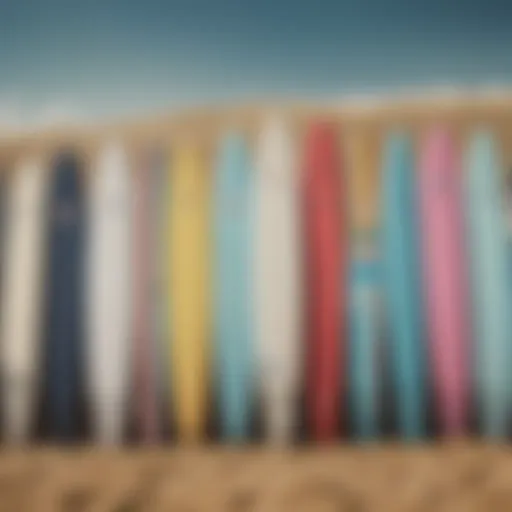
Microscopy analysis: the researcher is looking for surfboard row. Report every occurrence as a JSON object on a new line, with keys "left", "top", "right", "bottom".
{"left": 0, "top": 117, "right": 509, "bottom": 445}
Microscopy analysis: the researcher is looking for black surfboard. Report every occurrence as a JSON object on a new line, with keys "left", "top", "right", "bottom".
{"left": 43, "top": 151, "right": 86, "bottom": 441}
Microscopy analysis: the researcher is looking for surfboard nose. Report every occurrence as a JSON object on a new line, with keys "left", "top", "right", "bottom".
{"left": 97, "top": 143, "right": 128, "bottom": 187}
{"left": 384, "top": 130, "right": 413, "bottom": 167}
{"left": 419, "top": 127, "right": 458, "bottom": 200}
{"left": 304, "top": 122, "right": 339, "bottom": 174}
{"left": 51, "top": 152, "right": 84, "bottom": 216}
{"left": 256, "top": 117, "right": 295, "bottom": 183}
{"left": 421, "top": 127, "right": 452, "bottom": 168}
{"left": 217, "top": 132, "right": 250, "bottom": 185}
{"left": 466, "top": 130, "right": 499, "bottom": 185}
{"left": 2, "top": 373, "right": 34, "bottom": 443}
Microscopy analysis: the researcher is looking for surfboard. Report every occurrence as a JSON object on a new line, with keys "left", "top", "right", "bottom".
{"left": 214, "top": 132, "right": 254, "bottom": 441}
{"left": 464, "top": 130, "right": 510, "bottom": 438}
{"left": 0, "top": 169, "right": 5, "bottom": 309}
{"left": 255, "top": 118, "right": 302, "bottom": 444}
{"left": 1, "top": 159, "right": 47, "bottom": 442}
{"left": 150, "top": 149, "right": 171, "bottom": 437}
{"left": 44, "top": 151, "right": 85, "bottom": 441}
{"left": 381, "top": 131, "right": 426, "bottom": 440}
{"left": 346, "top": 130, "right": 382, "bottom": 440}
{"left": 505, "top": 166, "right": 512, "bottom": 236}
{"left": 168, "top": 144, "right": 211, "bottom": 442}
{"left": 132, "top": 148, "right": 169, "bottom": 443}
{"left": 418, "top": 128, "right": 469, "bottom": 436}
{"left": 87, "top": 142, "right": 132, "bottom": 444}
{"left": 303, "top": 122, "right": 345, "bottom": 442}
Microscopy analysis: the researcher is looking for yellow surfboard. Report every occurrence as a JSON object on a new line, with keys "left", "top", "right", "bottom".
{"left": 168, "top": 143, "right": 211, "bottom": 442}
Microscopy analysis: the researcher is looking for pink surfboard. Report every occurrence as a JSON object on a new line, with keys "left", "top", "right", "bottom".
{"left": 418, "top": 128, "right": 470, "bottom": 436}
{"left": 132, "top": 151, "right": 161, "bottom": 443}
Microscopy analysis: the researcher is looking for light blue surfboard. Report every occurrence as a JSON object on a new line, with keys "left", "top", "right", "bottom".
{"left": 381, "top": 131, "right": 426, "bottom": 440}
{"left": 464, "top": 130, "right": 511, "bottom": 438}
{"left": 214, "top": 132, "right": 254, "bottom": 441}
{"left": 349, "top": 238, "right": 382, "bottom": 440}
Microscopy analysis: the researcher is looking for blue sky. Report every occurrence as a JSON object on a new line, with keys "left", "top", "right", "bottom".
{"left": 1, "top": 0, "right": 512, "bottom": 126}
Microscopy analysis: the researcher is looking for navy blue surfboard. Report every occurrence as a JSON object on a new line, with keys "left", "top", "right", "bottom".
{"left": 44, "top": 151, "right": 85, "bottom": 441}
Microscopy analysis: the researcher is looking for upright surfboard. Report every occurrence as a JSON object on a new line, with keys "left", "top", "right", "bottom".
{"left": 381, "top": 132, "right": 425, "bottom": 440}
{"left": 303, "top": 122, "right": 345, "bottom": 441}
{"left": 132, "top": 148, "right": 168, "bottom": 443}
{"left": 151, "top": 149, "right": 171, "bottom": 435}
{"left": 0, "top": 169, "right": 5, "bottom": 306}
{"left": 44, "top": 151, "right": 85, "bottom": 441}
{"left": 214, "top": 132, "right": 253, "bottom": 441}
{"left": 505, "top": 169, "right": 512, "bottom": 237}
{"left": 255, "top": 118, "right": 302, "bottom": 444}
{"left": 1, "top": 160, "right": 46, "bottom": 442}
{"left": 87, "top": 143, "right": 132, "bottom": 444}
{"left": 464, "top": 130, "right": 510, "bottom": 438}
{"left": 418, "top": 128, "right": 469, "bottom": 436}
{"left": 346, "top": 130, "right": 382, "bottom": 440}
{"left": 169, "top": 144, "right": 211, "bottom": 442}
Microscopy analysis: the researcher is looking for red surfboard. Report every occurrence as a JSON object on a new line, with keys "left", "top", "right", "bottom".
{"left": 303, "top": 122, "right": 345, "bottom": 441}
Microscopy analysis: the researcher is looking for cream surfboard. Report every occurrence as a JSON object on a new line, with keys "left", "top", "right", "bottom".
{"left": 87, "top": 142, "right": 132, "bottom": 444}
{"left": 255, "top": 118, "right": 302, "bottom": 444}
{"left": 168, "top": 144, "right": 211, "bottom": 442}
{"left": 1, "top": 159, "right": 47, "bottom": 442}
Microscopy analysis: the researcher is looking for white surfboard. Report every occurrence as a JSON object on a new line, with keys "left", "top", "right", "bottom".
{"left": 1, "top": 159, "right": 47, "bottom": 443}
{"left": 255, "top": 117, "right": 302, "bottom": 444}
{"left": 87, "top": 142, "right": 132, "bottom": 444}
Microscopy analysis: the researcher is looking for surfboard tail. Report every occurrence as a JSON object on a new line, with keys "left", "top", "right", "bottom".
{"left": 218, "top": 373, "right": 252, "bottom": 441}
{"left": 262, "top": 381, "right": 297, "bottom": 445}
{"left": 133, "top": 337, "right": 160, "bottom": 443}
{"left": 174, "top": 376, "right": 208, "bottom": 443}
{"left": 2, "top": 376, "right": 36, "bottom": 443}
{"left": 90, "top": 397, "right": 125, "bottom": 445}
